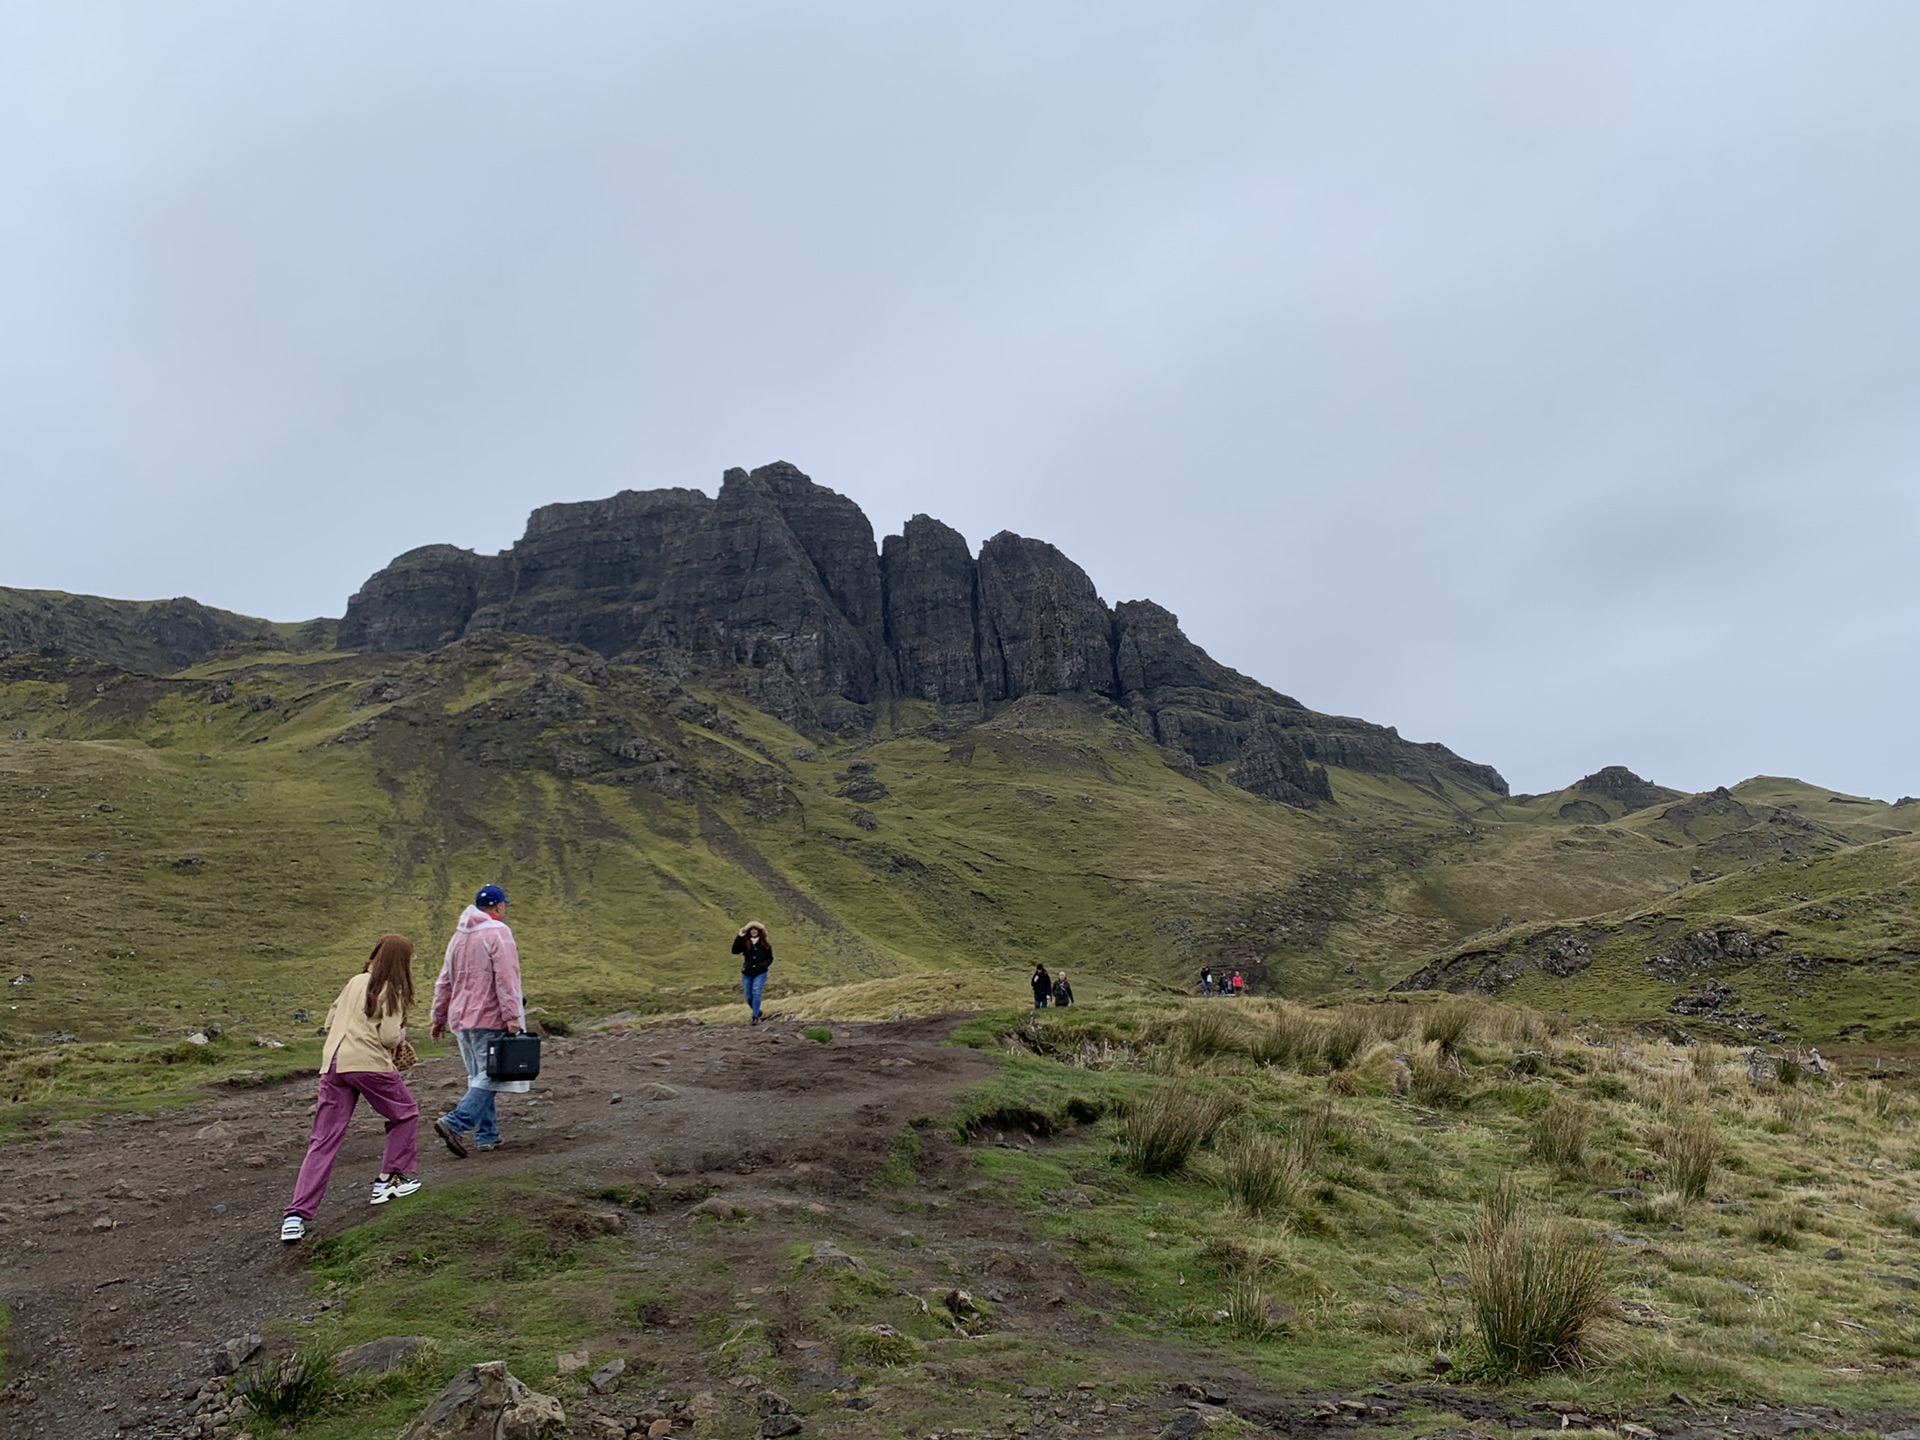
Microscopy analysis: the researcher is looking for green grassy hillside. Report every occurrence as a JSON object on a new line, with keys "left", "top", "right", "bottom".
{"left": 0, "top": 634, "right": 1912, "bottom": 1121}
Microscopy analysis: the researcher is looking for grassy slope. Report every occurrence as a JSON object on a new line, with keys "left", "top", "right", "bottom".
{"left": 952, "top": 998, "right": 1920, "bottom": 1407}
{"left": 0, "top": 636, "right": 1913, "bottom": 1120}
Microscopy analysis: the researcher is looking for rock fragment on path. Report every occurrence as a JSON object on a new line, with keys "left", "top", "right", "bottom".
{"left": 588, "top": 1357, "right": 626, "bottom": 1394}
{"left": 205, "top": 1333, "right": 261, "bottom": 1375}
{"left": 333, "top": 1335, "right": 431, "bottom": 1379}
{"left": 398, "top": 1360, "right": 566, "bottom": 1440}
{"left": 803, "top": 1240, "right": 862, "bottom": 1272}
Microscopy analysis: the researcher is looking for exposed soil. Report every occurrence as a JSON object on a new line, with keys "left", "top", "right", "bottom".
{"left": 0, "top": 1019, "right": 1912, "bottom": 1440}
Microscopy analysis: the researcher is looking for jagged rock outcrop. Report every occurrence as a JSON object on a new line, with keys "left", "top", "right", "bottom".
{"left": 338, "top": 461, "right": 1509, "bottom": 803}
{"left": 1570, "top": 765, "right": 1682, "bottom": 816}
{"left": 1227, "top": 713, "right": 1333, "bottom": 807}
{"left": 337, "top": 545, "right": 487, "bottom": 653}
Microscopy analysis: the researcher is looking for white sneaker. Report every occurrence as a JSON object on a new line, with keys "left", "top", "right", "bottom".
{"left": 280, "top": 1215, "right": 306, "bottom": 1243}
{"left": 370, "top": 1174, "right": 422, "bottom": 1205}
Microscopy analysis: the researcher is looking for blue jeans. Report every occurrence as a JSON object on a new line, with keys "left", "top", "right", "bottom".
{"left": 742, "top": 970, "right": 767, "bottom": 1020}
{"left": 442, "top": 1029, "right": 504, "bottom": 1146}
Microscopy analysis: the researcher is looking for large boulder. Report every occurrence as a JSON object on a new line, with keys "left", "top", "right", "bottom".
{"left": 397, "top": 1361, "right": 567, "bottom": 1440}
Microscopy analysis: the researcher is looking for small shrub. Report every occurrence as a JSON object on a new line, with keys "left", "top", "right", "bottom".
{"left": 238, "top": 1351, "right": 334, "bottom": 1424}
{"left": 1463, "top": 1194, "right": 1610, "bottom": 1379}
{"left": 1659, "top": 1115, "right": 1721, "bottom": 1201}
{"left": 1527, "top": 1099, "right": 1590, "bottom": 1172}
{"left": 1119, "top": 1084, "right": 1237, "bottom": 1177}
{"left": 1219, "top": 1129, "right": 1306, "bottom": 1217}
{"left": 802, "top": 1027, "right": 833, "bottom": 1045}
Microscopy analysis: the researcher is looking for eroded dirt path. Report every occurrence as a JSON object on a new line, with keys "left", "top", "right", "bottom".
{"left": 0, "top": 1019, "right": 1914, "bottom": 1440}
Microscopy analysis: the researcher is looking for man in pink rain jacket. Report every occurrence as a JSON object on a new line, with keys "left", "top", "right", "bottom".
{"left": 429, "top": 884, "right": 524, "bottom": 1156}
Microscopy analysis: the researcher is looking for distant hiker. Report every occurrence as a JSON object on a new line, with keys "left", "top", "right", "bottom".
{"left": 281, "top": 935, "right": 422, "bottom": 1243}
{"left": 1230, "top": 970, "right": 1247, "bottom": 996}
{"left": 1052, "top": 970, "right": 1074, "bottom": 1008}
{"left": 430, "top": 884, "right": 526, "bottom": 1158}
{"left": 1200, "top": 967, "right": 1214, "bottom": 996}
{"left": 733, "top": 921, "right": 774, "bottom": 1026}
{"left": 1031, "top": 964, "right": 1052, "bottom": 1009}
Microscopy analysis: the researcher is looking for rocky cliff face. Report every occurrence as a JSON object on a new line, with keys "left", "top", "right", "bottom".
{"left": 0, "top": 588, "right": 328, "bottom": 675}
{"left": 339, "top": 461, "right": 1508, "bottom": 805}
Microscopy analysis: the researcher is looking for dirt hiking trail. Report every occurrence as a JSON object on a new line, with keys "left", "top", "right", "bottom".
{"left": 0, "top": 1018, "right": 1912, "bottom": 1440}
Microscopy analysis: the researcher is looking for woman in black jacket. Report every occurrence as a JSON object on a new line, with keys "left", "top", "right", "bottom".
{"left": 732, "top": 921, "right": 773, "bottom": 1026}
{"left": 1030, "top": 964, "right": 1052, "bottom": 1009}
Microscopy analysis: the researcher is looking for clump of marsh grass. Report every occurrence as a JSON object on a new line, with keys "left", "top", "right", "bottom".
{"left": 1219, "top": 1128, "right": 1309, "bottom": 1217}
{"left": 1527, "top": 1097, "right": 1590, "bottom": 1172}
{"left": 1175, "top": 1007, "right": 1245, "bottom": 1068}
{"left": 1321, "top": 1011, "right": 1376, "bottom": 1072}
{"left": 1223, "top": 1268, "right": 1279, "bottom": 1340}
{"left": 1410, "top": 1045, "right": 1468, "bottom": 1109}
{"left": 1245, "top": 1004, "right": 1329, "bottom": 1071}
{"left": 1119, "top": 1083, "right": 1237, "bottom": 1177}
{"left": 1689, "top": 1041, "right": 1724, "bottom": 1082}
{"left": 1422, "top": 1001, "right": 1478, "bottom": 1059}
{"left": 1462, "top": 1185, "right": 1611, "bottom": 1380}
{"left": 1658, "top": 1114, "right": 1721, "bottom": 1201}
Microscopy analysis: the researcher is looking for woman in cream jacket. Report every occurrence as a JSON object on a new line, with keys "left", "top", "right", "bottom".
{"left": 280, "top": 935, "right": 423, "bottom": 1243}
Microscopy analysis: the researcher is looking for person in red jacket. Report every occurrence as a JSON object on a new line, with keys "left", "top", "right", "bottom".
{"left": 429, "top": 884, "right": 524, "bottom": 1157}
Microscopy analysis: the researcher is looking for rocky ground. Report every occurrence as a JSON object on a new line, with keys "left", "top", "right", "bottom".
{"left": 0, "top": 1018, "right": 1914, "bottom": 1440}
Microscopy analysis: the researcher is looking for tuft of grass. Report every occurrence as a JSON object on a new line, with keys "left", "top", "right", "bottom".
{"left": 237, "top": 1349, "right": 335, "bottom": 1425}
{"left": 1118, "top": 1082, "right": 1236, "bottom": 1177}
{"left": 1659, "top": 1114, "right": 1722, "bottom": 1201}
{"left": 802, "top": 1026, "right": 833, "bottom": 1045}
{"left": 877, "top": 1127, "right": 923, "bottom": 1188}
{"left": 1218, "top": 1128, "right": 1307, "bottom": 1217}
{"left": 1463, "top": 1191, "right": 1611, "bottom": 1380}
{"left": 1422, "top": 1001, "right": 1477, "bottom": 1057}
{"left": 1175, "top": 1008, "right": 1245, "bottom": 1066}
{"left": 841, "top": 1324, "right": 924, "bottom": 1368}
{"left": 1752, "top": 1204, "right": 1807, "bottom": 1249}
{"left": 1527, "top": 1097, "right": 1590, "bottom": 1172}
{"left": 1410, "top": 1047, "right": 1468, "bottom": 1109}
{"left": 1223, "top": 1269, "right": 1277, "bottom": 1340}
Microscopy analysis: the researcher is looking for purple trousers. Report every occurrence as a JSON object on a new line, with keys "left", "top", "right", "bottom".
{"left": 284, "top": 1065, "right": 420, "bottom": 1219}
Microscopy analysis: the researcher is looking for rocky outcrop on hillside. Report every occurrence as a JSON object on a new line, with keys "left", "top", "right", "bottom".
{"left": 336, "top": 462, "right": 1508, "bottom": 805}
{"left": 1571, "top": 765, "right": 1683, "bottom": 816}
{"left": 0, "top": 587, "right": 328, "bottom": 675}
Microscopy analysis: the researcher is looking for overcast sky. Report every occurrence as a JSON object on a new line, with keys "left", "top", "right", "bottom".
{"left": 3, "top": 3, "right": 1917, "bottom": 799}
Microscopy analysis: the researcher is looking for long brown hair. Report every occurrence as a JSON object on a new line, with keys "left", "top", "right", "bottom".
{"left": 364, "top": 934, "right": 415, "bottom": 1019}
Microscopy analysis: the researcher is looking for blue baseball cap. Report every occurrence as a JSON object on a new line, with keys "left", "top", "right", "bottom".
{"left": 475, "top": 884, "right": 509, "bottom": 908}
